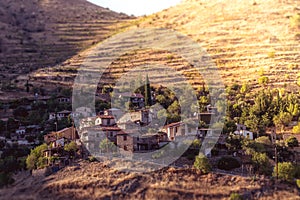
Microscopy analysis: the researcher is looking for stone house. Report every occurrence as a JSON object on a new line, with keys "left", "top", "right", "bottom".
{"left": 116, "top": 131, "right": 168, "bottom": 152}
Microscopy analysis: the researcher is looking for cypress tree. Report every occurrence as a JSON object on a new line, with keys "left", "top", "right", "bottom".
{"left": 145, "top": 74, "right": 151, "bottom": 107}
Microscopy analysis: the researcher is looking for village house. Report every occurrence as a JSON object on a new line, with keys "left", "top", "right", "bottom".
{"left": 56, "top": 96, "right": 71, "bottom": 103}
{"left": 234, "top": 124, "right": 254, "bottom": 140}
{"left": 80, "top": 125, "right": 122, "bottom": 152}
{"left": 117, "top": 109, "right": 151, "bottom": 125}
{"left": 15, "top": 126, "right": 26, "bottom": 135}
{"left": 117, "top": 92, "right": 145, "bottom": 110}
{"left": 95, "top": 115, "right": 116, "bottom": 126}
{"left": 44, "top": 126, "right": 79, "bottom": 147}
{"left": 163, "top": 122, "right": 198, "bottom": 141}
{"left": 116, "top": 131, "right": 168, "bottom": 152}
{"left": 49, "top": 110, "right": 72, "bottom": 121}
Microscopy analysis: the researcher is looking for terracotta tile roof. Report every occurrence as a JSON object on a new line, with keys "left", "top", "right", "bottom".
{"left": 164, "top": 121, "right": 183, "bottom": 128}
{"left": 97, "top": 115, "right": 115, "bottom": 119}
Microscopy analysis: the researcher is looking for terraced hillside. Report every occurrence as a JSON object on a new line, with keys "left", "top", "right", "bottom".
{"left": 30, "top": 0, "right": 300, "bottom": 92}
{"left": 0, "top": 0, "right": 133, "bottom": 84}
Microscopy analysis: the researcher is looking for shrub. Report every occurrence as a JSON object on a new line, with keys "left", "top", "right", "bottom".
{"left": 252, "top": 152, "right": 272, "bottom": 175}
{"left": 290, "top": 14, "right": 300, "bottom": 29}
{"left": 285, "top": 136, "right": 299, "bottom": 148}
{"left": 194, "top": 154, "right": 211, "bottom": 174}
{"left": 26, "top": 143, "right": 48, "bottom": 170}
{"left": 87, "top": 156, "right": 97, "bottom": 162}
{"left": 230, "top": 192, "right": 243, "bottom": 200}
{"left": 258, "top": 76, "right": 269, "bottom": 85}
{"left": 273, "top": 162, "right": 296, "bottom": 182}
{"left": 296, "top": 179, "right": 300, "bottom": 189}
{"left": 64, "top": 141, "right": 78, "bottom": 153}
{"left": 217, "top": 156, "right": 241, "bottom": 171}
{"left": 293, "top": 122, "right": 300, "bottom": 134}
{"left": 267, "top": 51, "right": 275, "bottom": 58}
{"left": 255, "top": 136, "right": 272, "bottom": 146}
{"left": 0, "top": 172, "right": 14, "bottom": 188}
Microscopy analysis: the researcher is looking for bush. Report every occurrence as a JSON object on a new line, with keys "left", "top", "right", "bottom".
{"left": 258, "top": 76, "right": 269, "bottom": 85}
{"left": 292, "top": 122, "right": 300, "bottom": 134}
{"left": 285, "top": 136, "right": 299, "bottom": 148}
{"left": 87, "top": 156, "right": 97, "bottom": 162}
{"left": 217, "top": 156, "right": 241, "bottom": 171}
{"left": 230, "top": 192, "right": 243, "bottom": 200}
{"left": 194, "top": 154, "right": 211, "bottom": 174}
{"left": 26, "top": 143, "right": 48, "bottom": 170}
{"left": 273, "top": 162, "right": 296, "bottom": 182}
{"left": 252, "top": 152, "right": 272, "bottom": 175}
{"left": 290, "top": 14, "right": 300, "bottom": 29}
{"left": 0, "top": 172, "right": 14, "bottom": 188}
{"left": 296, "top": 179, "right": 300, "bottom": 189}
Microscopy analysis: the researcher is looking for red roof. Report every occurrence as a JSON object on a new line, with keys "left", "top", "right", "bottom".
{"left": 164, "top": 121, "right": 183, "bottom": 128}
{"left": 97, "top": 115, "right": 115, "bottom": 119}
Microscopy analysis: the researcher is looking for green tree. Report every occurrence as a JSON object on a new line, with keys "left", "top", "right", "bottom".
{"left": 255, "top": 136, "right": 272, "bottom": 146}
{"left": 240, "top": 82, "right": 249, "bottom": 94}
{"left": 293, "top": 122, "right": 300, "bottom": 134}
{"left": 225, "top": 134, "right": 243, "bottom": 151}
{"left": 99, "top": 138, "right": 117, "bottom": 153}
{"left": 26, "top": 143, "right": 47, "bottom": 170}
{"left": 285, "top": 136, "right": 299, "bottom": 148}
{"left": 194, "top": 153, "right": 211, "bottom": 174}
{"left": 273, "top": 162, "right": 296, "bottom": 182}
{"left": 64, "top": 141, "right": 78, "bottom": 153}
{"left": 252, "top": 152, "right": 272, "bottom": 175}
{"left": 273, "top": 111, "right": 292, "bottom": 133}
{"left": 258, "top": 76, "right": 269, "bottom": 85}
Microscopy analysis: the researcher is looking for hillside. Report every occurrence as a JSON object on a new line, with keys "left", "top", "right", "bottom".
{"left": 29, "top": 0, "right": 300, "bottom": 92}
{"left": 0, "top": 160, "right": 299, "bottom": 200}
{"left": 0, "top": 0, "right": 133, "bottom": 85}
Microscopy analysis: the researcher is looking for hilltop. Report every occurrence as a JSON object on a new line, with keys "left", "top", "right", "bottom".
{"left": 0, "top": 0, "right": 133, "bottom": 85}
{"left": 29, "top": 0, "right": 300, "bottom": 92}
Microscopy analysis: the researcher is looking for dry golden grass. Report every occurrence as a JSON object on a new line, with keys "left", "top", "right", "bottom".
{"left": 0, "top": 160, "right": 299, "bottom": 200}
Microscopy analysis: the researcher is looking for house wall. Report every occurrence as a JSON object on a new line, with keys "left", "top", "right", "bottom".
{"left": 117, "top": 134, "right": 135, "bottom": 152}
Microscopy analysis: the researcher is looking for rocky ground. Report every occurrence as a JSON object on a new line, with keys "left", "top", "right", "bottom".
{"left": 0, "top": 159, "right": 299, "bottom": 200}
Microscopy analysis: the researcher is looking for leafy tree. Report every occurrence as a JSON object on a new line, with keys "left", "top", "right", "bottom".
{"left": 293, "top": 122, "right": 300, "bottom": 134}
{"left": 26, "top": 143, "right": 48, "bottom": 170}
{"left": 225, "top": 134, "right": 243, "bottom": 151}
{"left": 230, "top": 192, "right": 243, "bottom": 200}
{"left": 99, "top": 138, "right": 117, "bottom": 153}
{"left": 144, "top": 74, "right": 151, "bottom": 107}
{"left": 258, "top": 76, "right": 269, "bottom": 85}
{"left": 64, "top": 141, "right": 78, "bottom": 154}
{"left": 194, "top": 154, "right": 211, "bottom": 174}
{"left": 252, "top": 152, "right": 272, "bottom": 175}
{"left": 273, "top": 162, "right": 296, "bottom": 182}
{"left": 285, "top": 136, "right": 299, "bottom": 148}
{"left": 240, "top": 82, "right": 249, "bottom": 94}
{"left": 217, "top": 156, "right": 241, "bottom": 171}
{"left": 255, "top": 136, "right": 272, "bottom": 146}
{"left": 273, "top": 111, "right": 292, "bottom": 133}
{"left": 13, "top": 106, "right": 28, "bottom": 119}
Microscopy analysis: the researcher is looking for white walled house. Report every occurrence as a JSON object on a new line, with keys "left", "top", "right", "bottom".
{"left": 95, "top": 115, "right": 116, "bottom": 126}
{"left": 234, "top": 130, "right": 254, "bottom": 140}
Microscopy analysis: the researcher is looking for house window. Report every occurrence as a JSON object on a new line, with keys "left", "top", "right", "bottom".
{"left": 110, "top": 132, "right": 113, "bottom": 137}
{"left": 124, "top": 135, "right": 127, "bottom": 141}
{"left": 124, "top": 145, "right": 127, "bottom": 151}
